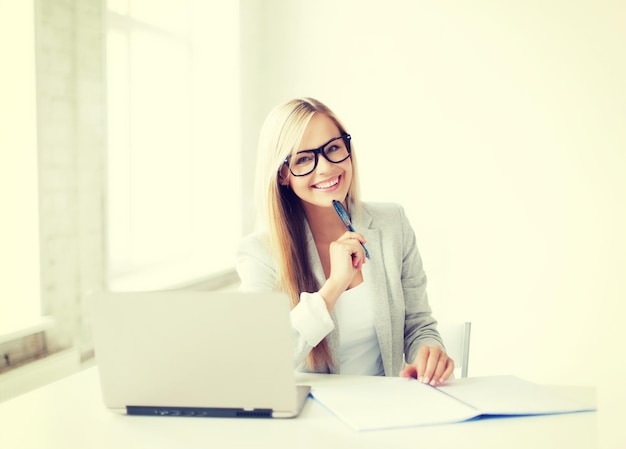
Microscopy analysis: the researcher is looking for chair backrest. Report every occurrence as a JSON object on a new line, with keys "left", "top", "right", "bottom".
{"left": 437, "top": 321, "right": 471, "bottom": 378}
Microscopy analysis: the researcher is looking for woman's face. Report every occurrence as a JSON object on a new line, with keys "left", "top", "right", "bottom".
{"left": 286, "top": 113, "right": 353, "bottom": 209}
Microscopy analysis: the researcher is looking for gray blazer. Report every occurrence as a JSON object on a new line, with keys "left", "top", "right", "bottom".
{"left": 236, "top": 202, "right": 443, "bottom": 376}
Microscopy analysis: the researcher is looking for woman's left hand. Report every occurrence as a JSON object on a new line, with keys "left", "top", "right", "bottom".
{"left": 399, "top": 345, "right": 454, "bottom": 386}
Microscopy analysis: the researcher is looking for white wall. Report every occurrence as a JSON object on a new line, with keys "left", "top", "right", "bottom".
{"left": 241, "top": 0, "right": 626, "bottom": 386}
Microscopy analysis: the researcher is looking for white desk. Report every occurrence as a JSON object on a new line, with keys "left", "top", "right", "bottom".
{"left": 0, "top": 367, "right": 596, "bottom": 449}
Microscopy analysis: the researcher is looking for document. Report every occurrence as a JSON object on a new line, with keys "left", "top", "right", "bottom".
{"left": 310, "top": 375, "right": 594, "bottom": 431}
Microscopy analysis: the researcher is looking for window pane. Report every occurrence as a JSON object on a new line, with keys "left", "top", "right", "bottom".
{"left": 129, "top": 28, "right": 191, "bottom": 266}
{"left": 106, "top": 28, "right": 130, "bottom": 273}
{"left": 106, "top": 0, "right": 129, "bottom": 16}
{"left": 130, "top": 0, "right": 189, "bottom": 34}
{"left": 106, "top": 1, "right": 240, "bottom": 290}
{"left": 0, "top": 0, "right": 41, "bottom": 332}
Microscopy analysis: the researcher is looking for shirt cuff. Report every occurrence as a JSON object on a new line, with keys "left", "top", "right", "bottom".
{"left": 290, "top": 292, "right": 335, "bottom": 347}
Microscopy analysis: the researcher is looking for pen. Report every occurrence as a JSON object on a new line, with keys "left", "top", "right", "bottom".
{"left": 332, "top": 200, "right": 371, "bottom": 259}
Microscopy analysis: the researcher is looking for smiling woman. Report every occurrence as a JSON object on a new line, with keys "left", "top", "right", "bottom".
{"left": 238, "top": 98, "right": 452, "bottom": 382}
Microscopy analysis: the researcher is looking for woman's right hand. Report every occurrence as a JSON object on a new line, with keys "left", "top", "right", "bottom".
{"left": 319, "top": 231, "right": 367, "bottom": 310}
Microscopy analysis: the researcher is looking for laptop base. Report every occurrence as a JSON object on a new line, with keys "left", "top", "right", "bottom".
{"left": 126, "top": 385, "right": 311, "bottom": 419}
{"left": 127, "top": 405, "right": 272, "bottom": 418}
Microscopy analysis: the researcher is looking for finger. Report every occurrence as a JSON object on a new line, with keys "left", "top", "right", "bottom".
{"left": 331, "top": 239, "right": 361, "bottom": 263}
{"left": 430, "top": 353, "right": 449, "bottom": 386}
{"left": 338, "top": 237, "right": 363, "bottom": 254}
{"left": 399, "top": 364, "right": 417, "bottom": 378}
{"left": 415, "top": 346, "right": 429, "bottom": 382}
{"left": 438, "top": 358, "right": 455, "bottom": 383}
{"left": 339, "top": 231, "right": 367, "bottom": 245}
{"left": 338, "top": 238, "right": 366, "bottom": 268}
{"left": 422, "top": 346, "right": 443, "bottom": 385}
{"left": 353, "top": 246, "right": 367, "bottom": 269}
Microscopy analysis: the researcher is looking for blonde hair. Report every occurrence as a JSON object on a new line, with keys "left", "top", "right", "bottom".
{"left": 255, "top": 98, "right": 361, "bottom": 371}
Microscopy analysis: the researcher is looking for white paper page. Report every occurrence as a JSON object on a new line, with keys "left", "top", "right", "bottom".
{"left": 311, "top": 378, "right": 480, "bottom": 431}
{"left": 436, "top": 375, "right": 594, "bottom": 416}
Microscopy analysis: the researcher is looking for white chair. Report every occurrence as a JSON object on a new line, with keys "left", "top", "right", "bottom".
{"left": 437, "top": 321, "right": 471, "bottom": 378}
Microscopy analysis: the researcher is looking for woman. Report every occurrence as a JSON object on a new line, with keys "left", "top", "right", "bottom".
{"left": 236, "top": 97, "right": 454, "bottom": 385}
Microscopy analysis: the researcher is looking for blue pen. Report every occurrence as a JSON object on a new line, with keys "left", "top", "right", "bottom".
{"left": 332, "top": 200, "right": 371, "bottom": 259}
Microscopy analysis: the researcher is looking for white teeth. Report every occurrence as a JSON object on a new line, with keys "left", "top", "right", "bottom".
{"left": 314, "top": 177, "right": 339, "bottom": 189}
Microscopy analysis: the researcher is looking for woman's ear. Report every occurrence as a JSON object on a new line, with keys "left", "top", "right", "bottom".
{"left": 278, "top": 166, "right": 290, "bottom": 186}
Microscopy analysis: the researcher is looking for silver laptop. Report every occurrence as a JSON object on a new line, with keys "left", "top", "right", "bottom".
{"left": 91, "top": 290, "right": 310, "bottom": 418}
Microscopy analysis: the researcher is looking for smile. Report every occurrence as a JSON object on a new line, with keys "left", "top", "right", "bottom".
{"left": 312, "top": 176, "right": 340, "bottom": 189}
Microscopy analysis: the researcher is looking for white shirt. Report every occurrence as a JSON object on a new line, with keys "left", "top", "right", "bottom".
{"left": 290, "top": 282, "right": 384, "bottom": 375}
{"left": 333, "top": 282, "right": 384, "bottom": 375}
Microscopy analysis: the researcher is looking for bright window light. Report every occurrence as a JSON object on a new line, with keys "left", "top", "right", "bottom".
{"left": 105, "top": 0, "right": 240, "bottom": 291}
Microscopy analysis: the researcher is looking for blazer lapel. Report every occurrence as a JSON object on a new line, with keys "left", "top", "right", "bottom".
{"left": 357, "top": 207, "right": 394, "bottom": 376}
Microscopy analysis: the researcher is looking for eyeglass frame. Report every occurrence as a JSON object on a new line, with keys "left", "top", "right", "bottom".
{"left": 282, "top": 133, "right": 352, "bottom": 177}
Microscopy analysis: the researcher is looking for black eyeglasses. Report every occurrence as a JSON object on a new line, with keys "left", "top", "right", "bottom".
{"left": 283, "top": 134, "right": 352, "bottom": 177}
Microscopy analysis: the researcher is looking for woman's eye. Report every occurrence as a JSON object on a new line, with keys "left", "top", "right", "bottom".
{"left": 326, "top": 145, "right": 340, "bottom": 153}
{"left": 295, "top": 155, "right": 313, "bottom": 165}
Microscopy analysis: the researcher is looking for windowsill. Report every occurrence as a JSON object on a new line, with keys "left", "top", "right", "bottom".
{"left": 109, "top": 263, "right": 239, "bottom": 292}
{"left": 0, "top": 316, "right": 55, "bottom": 346}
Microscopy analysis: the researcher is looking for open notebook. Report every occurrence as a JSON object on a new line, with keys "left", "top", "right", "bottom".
{"left": 311, "top": 375, "right": 595, "bottom": 431}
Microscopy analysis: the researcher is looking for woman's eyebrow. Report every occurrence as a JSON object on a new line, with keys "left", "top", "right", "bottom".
{"left": 298, "top": 135, "right": 341, "bottom": 153}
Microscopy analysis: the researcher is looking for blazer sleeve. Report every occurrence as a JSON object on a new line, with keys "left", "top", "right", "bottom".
{"left": 236, "top": 233, "right": 334, "bottom": 368}
{"left": 235, "top": 232, "right": 277, "bottom": 292}
{"left": 398, "top": 206, "right": 445, "bottom": 364}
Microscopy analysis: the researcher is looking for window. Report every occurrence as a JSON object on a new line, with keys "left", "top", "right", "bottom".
{"left": 0, "top": 1, "right": 43, "bottom": 338}
{"left": 106, "top": 0, "right": 241, "bottom": 291}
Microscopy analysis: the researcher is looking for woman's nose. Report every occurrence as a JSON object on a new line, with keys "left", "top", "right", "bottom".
{"left": 315, "top": 153, "right": 334, "bottom": 174}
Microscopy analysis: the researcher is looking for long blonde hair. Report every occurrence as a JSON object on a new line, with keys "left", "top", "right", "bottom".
{"left": 255, "top": 98, "right": 361, "bottom": 371}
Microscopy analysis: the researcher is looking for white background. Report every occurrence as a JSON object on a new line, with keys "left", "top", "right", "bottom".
{"left": 240, "top": 0, "right": 626, "bottom": 388}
